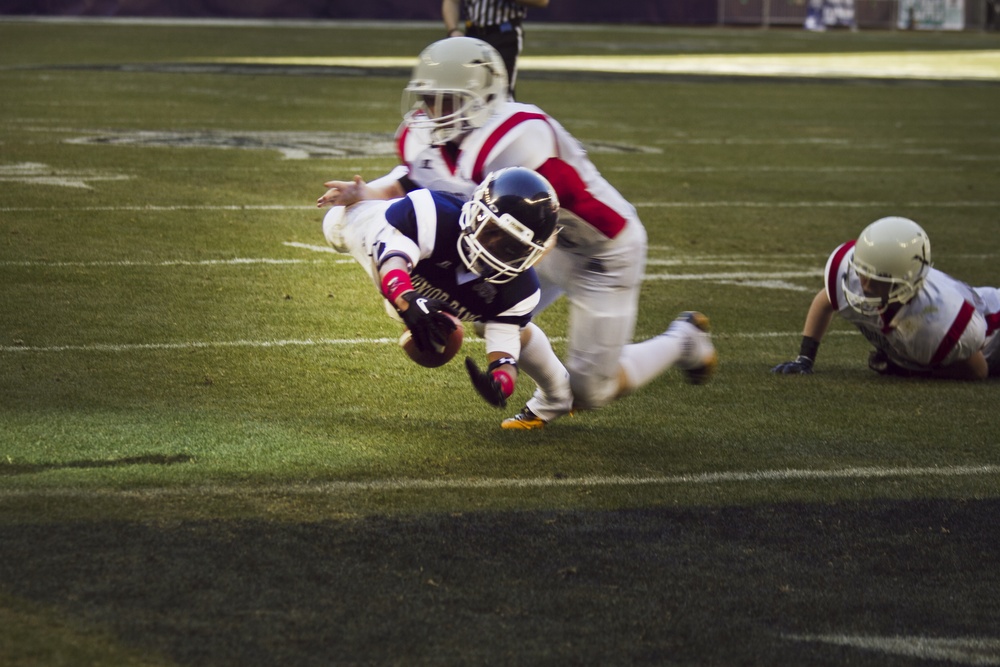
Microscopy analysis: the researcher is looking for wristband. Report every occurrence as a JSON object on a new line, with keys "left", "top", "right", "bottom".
{"left": 491, "top": 369, "right": 515, "bottom": 399}
{"left": 798, "top": 336, "right": 820, "bottom": 361}
{"left": 381, "top": 269, "right": 413, "bottom": 302}
{"left": 487, "top": 357, "right": 517, "bottom": 373}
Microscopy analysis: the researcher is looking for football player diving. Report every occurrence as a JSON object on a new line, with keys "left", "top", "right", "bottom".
{"left": 772, "top": 216, "right": 1000, "bottom": 380}
{"left": 318, "top": 37, "right": 718, "bottom": 429}
{"left": 321, "top": 166, "right": 574, "bottom": 412}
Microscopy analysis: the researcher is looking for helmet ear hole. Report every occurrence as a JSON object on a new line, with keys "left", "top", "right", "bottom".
{"left": 402, "top": 37, "right": 509, "bottom": 144}
{"left": 457, "top": 167, "right": 560, "bottom": 284}
{"left": 844, "top": 217, "right": 932, "bottom": 314}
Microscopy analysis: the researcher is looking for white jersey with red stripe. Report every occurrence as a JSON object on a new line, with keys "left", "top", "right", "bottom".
{"left": 825, "top": 240, "right": 1000, "bottom": 371}
{"left": 392, "top": 101, "right": 650, "bottom": 410}
{"left": 395, "top": 101, "right": 641, "bottom": 253}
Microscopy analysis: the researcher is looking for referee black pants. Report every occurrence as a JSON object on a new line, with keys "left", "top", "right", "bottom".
{"left": 465, "top": 25, "right": 522, "bottom": 98}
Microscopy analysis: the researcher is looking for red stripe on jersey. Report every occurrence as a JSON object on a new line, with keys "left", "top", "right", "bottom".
{"left": 439, "top": 143, "right": 458, "bottom": 173}
{"left": 986, "top": 311, "right": 1000, "bottom": 336}
{"left": 931, "top": 300, "right": 976, "bottom": 366}
{"left": 536, "top": 158, "right": 628, "bottom": 239}
{"left": 398, "top": 122, "right": 457, "bottom": 174}
{"left": 396, "top": 125, "right": 408, "bottom": 163}
{"left": 472, "top": 111, "right": 550, "bottom": 182}
{"left": 827, "top": 240, "right": 855, "bottom": 311}
{"left": 472, "top": 111, "right": 628, "bottom": 239}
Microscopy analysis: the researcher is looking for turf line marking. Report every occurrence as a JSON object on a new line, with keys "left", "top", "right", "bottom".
{"left": 610, "top": 166, "right": 961, "bottom": 173}
{"left": 3, "top": 464, "right": 999, "bottom": 499}
{"left": 0, "top": 338, "right": 401, "bottom": 353}
{"left": 784, "top": 634, "right": 1000, "bottom": 666}
{"left": 201, "top": 52, "right": 1000, "bottom": 81}
{"left": 0, "top": 331, "right": 851, "bottom": 354}
{"left": 3, "top": 201, "right": 999, "bottom": 213}
{"left": 644, "top": 270, "right": 822, "bottom": 281}
{"left": 0, "top": 205, "right": 316, "bottom": 212}
{"left": 283, "top": 241, "right": 340, "bottom": 253}
{"left": 634, "top": 200, "right": 1000, "bottom": 209}
{"left": 0, "top": 258, "right": 354, "bottom": 268}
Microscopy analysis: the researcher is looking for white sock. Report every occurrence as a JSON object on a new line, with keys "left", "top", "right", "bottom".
{"left": 518, "top": 323, "right": 572, "bottom": 418}
{"left": 618, "top": 326, "right": 688, "bottom": 393}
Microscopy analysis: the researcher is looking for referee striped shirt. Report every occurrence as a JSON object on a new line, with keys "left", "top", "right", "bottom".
{"left": 464, "top": 0, "right": 527, "bottom": 27}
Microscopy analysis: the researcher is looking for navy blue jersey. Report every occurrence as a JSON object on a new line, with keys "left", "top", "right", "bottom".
{"left": 380, "top": 190, "right": 539, "bottom": 327}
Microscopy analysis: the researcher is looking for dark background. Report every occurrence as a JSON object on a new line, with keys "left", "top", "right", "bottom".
{"left": 0, "top": 0, "right": 718, "bottom": 25}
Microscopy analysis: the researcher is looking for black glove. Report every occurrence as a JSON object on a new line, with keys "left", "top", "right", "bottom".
{"left": 867, "top": 349, "right": 891, "bottom": 375}
{"left": 868, "top": 350, "right": 926, "bottom": 377}
{"left": 465, "top": 356, "right": 507, "bottom": 408}
{"left": 771, "top": 355, "right": 814, "bottom": 375}
{"left": 398, "top": 292, "right": 456, "bottom": 354}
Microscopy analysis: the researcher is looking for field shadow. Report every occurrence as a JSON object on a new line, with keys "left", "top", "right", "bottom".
{"left": 0, "top": 499, "right": 998, "bottom": 665}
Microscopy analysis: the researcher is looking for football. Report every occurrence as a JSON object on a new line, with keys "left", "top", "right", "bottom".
{"left": 399, "top": 313, "right": 464, "bottom": 368}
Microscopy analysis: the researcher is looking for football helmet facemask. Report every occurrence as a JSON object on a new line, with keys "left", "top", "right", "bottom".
{"left": 843, "top": 216, "right": 932, "bottom": 315}
{"left": 458, "top": 167, "right": 560, "bottom": 285}
{"left": 401, "top": 37, "right": 508, "bottom": 145}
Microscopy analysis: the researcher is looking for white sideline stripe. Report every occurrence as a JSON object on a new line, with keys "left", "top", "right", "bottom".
{"left": 4, "top": 465, "right": 999, "bottom": 499}
{"left": 208, "top": 52, "right": 1000, "bottom": 81}
{"left": 3, "top": 201, "right": 1000, "bottom": 212}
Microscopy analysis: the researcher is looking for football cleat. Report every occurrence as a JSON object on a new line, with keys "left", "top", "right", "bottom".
{"left": 674, "top": 311, "right": 718, "bottom": 385}
{"left": 501, "top": 406, "right": 575, "bottom": 430}
{"left": 501, "top": 406, "right": 549, "bottom": 430}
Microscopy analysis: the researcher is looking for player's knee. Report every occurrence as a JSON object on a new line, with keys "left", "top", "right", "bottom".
{"left": 321, "top": 206, "right": 348, "bottom": 252}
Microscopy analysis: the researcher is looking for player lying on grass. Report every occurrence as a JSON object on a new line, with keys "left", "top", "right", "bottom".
{"left": 321, "top": 166, "right": 574, "bottom": 416}
{"left": 772, "top": 216, "right": 1000, "bottom": 380}
{"left": 318, "top": 36, "right": 718, "bottom": 430}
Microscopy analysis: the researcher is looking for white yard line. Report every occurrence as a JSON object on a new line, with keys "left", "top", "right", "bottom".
{"left": 2, "top": 464, "right": 998, "bottom": 499}
{"left": 0, "top": 258, "right": 341, "bottom": 267}
{"left": 0, "top": 204, "right": 316, "bottom": 212}
{"left": 634, "top": 200, "right": 1000, "bottom": 208}
{"left": 784, "top": 634, "right": 1000, "bottom": 666}
{"left": 0, "top": 330, "right": 849, "bottom": 354}
{"left": 4, "top": 201, "right": 998, "bottom": 213}
{"left": 0, "top": 337, "right": 401, "bottom": 354}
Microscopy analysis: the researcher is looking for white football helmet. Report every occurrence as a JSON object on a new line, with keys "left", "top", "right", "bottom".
{"left": 401, "top": 37, "right": 508, "bottom": 145}
{"left": 844, "top": 216, "right": 932, "bottom": 315}
{"left": 458, "top": 167, "right": 559, "bottom": 285}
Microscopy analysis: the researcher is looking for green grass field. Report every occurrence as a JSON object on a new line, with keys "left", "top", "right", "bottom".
{"left": 1, "top": 17, "right": 999, "bottom": 666}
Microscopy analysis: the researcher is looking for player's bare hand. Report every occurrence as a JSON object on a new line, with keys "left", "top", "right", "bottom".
{"left": 317, "top": 174, "right": 367, "bottom": 208}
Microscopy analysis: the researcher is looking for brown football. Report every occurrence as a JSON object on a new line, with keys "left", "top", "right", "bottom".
{"left": 399, "top": 313, "right": 464, "bottom": 368}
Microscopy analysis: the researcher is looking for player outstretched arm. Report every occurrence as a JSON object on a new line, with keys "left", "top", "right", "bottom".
{"left": 317, "top": 173, "right": 408, "bottom": 208}
{"left": 772, "top": 288, "right": 836, "bottom": 375}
